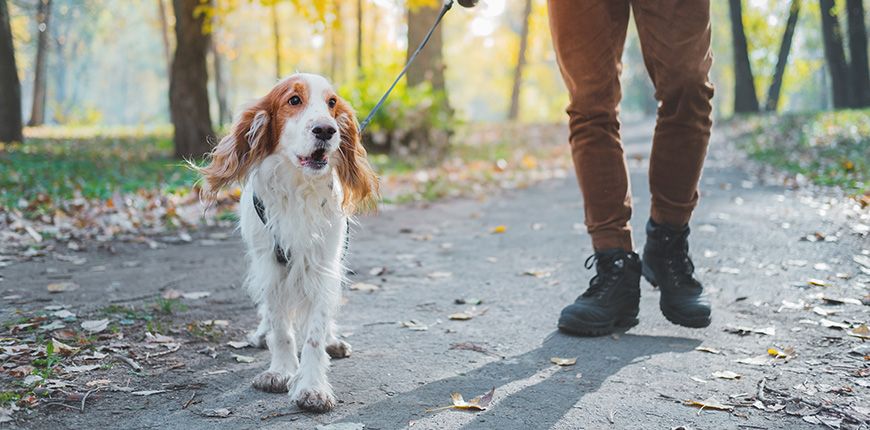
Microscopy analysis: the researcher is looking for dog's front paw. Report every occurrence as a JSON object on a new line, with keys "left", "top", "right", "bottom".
{"left": 292, "top": 387, "right": 336, "bottom": 413}
{"left": 252, "top": 371, "right": 289, "bottom": 393}
{"left": 326, "top": 340, "right": 352, "bottom": 359}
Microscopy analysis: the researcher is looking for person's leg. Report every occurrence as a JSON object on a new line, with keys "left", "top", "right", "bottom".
{"left": 547, "top": 0, "right": 633, "bottom": 252}
{"left": 549, "top": 0, "right": 642, "bottom": 337}
{"left": 633, "top": 0, "right": 714, "bottom": 328}
{"left": 632, "top": 0, "right": 714, "bottom": 227}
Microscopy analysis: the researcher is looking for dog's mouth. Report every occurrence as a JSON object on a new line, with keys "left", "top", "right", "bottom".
{"left": 298, "top": 148, "right": 329, "bottom": 170}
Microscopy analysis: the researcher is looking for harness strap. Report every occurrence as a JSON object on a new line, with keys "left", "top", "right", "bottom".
{"left": 252, "top": 193, "right": 350, "bottom": 265}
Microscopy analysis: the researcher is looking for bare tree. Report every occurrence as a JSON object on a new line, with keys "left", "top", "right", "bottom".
{"left": 28, "top": 0, "right": 52, "bottom": 126}
{"left": 846, "top": 0, "right": 868, "bottom": 107}
{"left": 170, "top": 0, "right": 214, "bottom": 159}
{"left": 819, "top": 0, "right": 851, "bottom": 108}
{"left": 508, "top": 0, "right": 532, "bottom": 121}
{"left": 211, "top": 34, "right": 230, "bottom": 126}
{"left": 728, "top": 0, "right": 759, "bottom": 113}
{"left": 765, "top": 0, "right": 800, "bottom": 112}
{"left": 356, "top": 0, "right": 363, "bottom": 76}
{"left": 0, "top": 0, "right": 22, "bottom": 143}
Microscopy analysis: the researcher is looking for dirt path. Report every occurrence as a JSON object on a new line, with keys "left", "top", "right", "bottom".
{"left": 2, "top": 123, "right": 868, "bottom": 429}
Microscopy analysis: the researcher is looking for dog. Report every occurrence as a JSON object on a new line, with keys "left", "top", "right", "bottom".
{"left": 199, "top": 73, "right": 378, "bottom": 412}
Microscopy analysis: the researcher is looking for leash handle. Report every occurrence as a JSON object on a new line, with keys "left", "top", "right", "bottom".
{"left": 358, "top": 0, "right": 454, "bottom": 134}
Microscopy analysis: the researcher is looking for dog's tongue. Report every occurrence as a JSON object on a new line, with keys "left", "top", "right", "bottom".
{"left": 300, "top": 148, "right": 328, "bottom": 166}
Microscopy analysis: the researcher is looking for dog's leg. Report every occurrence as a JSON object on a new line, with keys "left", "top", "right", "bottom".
{"left": 252, "top": 277, "right": 299, "bottom": 393}
{"left": 325, "top": 321, "right": 351, "bottom": 359}
{"left": 289, "top": 282, "right": 339, "bottom": 412}
{"left": 247, "top": 304, "right": 270, "bottom": 349}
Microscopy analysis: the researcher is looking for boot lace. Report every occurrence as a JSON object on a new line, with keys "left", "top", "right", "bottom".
{"left": 582, "top": 253, "right": 626, "bottom": 297}
{"left": 660, "top": 228, "right": 700, "bottom": 289}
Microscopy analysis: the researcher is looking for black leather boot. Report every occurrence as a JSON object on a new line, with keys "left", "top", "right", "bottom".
{"left": 558, "top": 250, "right": 641, "bottom": 336}
{"left": 642, "top": 219, "right": 711, "bottom": 328}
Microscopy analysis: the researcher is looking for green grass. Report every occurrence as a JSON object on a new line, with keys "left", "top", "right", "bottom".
{"left": 0, "top": 126, "right": 198, "bottom": 213}
{"left": 732, "top": 109, "right": 869, "bottom": 194}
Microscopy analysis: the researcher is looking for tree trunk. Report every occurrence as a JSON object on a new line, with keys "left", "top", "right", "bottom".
{"left": 211, "top": 35, "right": 230, "bottom": 126}
{"left": 28, "top": 0, "right": 51, "bottom": 126}
{"left": 406, "top": 2, "right": 445, "bottom": 91}
{"left": 819, "top": 0, "right": 852, "bottom": 108}
{"left": 157, "top": 0, "right": 172, "bottom": 74}
{"left": 765, "top": 0, "right": 800, "bottom": 112}
{"left": 728, "top": 0, "right": 759, "bottom": 113}
{"left": 356, "top": 0, "right": 363, "bottom": 77}
{"left": 0, "top": 0, "right": 22, "bottom": 143}
{"left": 271, "top": 2, "right": 282, "bottom": 80}
{"left": 846, "top": 0, "right": 869, "bottom": 107}
{"left": 508, "top": 0, "right": 533, "bottom": 121}
{"left": 170, "top": 0, "right": 213, "bottom": 159}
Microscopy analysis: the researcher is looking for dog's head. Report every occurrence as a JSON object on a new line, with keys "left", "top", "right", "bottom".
{"left": 200, "top": 73, "right": 378, "bottom": 213}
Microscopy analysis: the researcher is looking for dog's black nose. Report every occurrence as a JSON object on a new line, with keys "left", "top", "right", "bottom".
{"left": 312, "top": 125, "right": 336, "bottom": 141}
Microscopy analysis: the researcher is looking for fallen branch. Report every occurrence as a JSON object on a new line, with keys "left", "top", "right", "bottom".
{"left": 114, "top": 354, "right": 143, "bottom": 371}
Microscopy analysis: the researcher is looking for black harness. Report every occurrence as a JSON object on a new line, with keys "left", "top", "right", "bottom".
{"left": 252, "top": 193, "right": 349, "bottom": 265}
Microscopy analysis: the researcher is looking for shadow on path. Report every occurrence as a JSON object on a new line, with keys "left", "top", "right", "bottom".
{"left": 342, "top": 332, "right": 701, "bottom": 429}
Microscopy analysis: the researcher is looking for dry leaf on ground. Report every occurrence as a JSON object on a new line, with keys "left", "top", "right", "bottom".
{"left": 428, "top": 387, "right": 496, "bottom": 412}
{"left": 232, "top": 354, "right": 255, "bottom": 363}
{"left": 349, "top": 283, "right": 380, "bottom": 292}
{"left": 550, "top": 357, "right": 577, "bottom": 366}
{"left": 428, "top": 271, "right": 453, "bottom": 279}
{"left": 820, "top": 319, "right": 850, "bottom": 330}
{"left": 847, "top": 324, "right": 870, "bottom": 339}
{"left": 47, "top": 282, "right": 79, "bottom": 293}
{"left": 684, "top": 398, "right": 734, "bottom": 412}
{"left": 491, "top": 225, "right": 507, "bottom": 234}
{"left": 227, "top": 341, "right": 250, "bottom": 349}
{"left": 449, "top": 313, "right": 472, "bottom": 321}
{"left": 711, "top": 371, "right": 741, "bottom": 380}
{"left": 694, "top": 346, "right": 722, "bottom": 355}
{"left": 81, "top": 319, "right": 109, "bottom": 333}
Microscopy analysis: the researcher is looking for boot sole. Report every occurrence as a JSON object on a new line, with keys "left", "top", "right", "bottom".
{"left": 641, "top": 263, "right": 712, "bottom": 329}
{"left": 558, "top": 315, "right": 639, "bottom": 337}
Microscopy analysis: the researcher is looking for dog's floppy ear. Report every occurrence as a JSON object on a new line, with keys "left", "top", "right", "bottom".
{"left": 199, "top": 103, "right": 270, "bottom": 201}
{"left": 334, "top": 98, "right": 379, "bottom": 214}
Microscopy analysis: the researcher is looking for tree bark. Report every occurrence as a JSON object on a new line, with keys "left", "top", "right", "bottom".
{"left": 28, "top": 0, "right": 51, "bottom": 126}
{"left": 157, "top": 0, "right": 172, "bottom": 74}
{"left": 508, "top": 0, "right": 532, "bottom": 121}
{"left": 0, "top": 0, "right": 22, "bottom": 143}
{"left": 406, "top": 2, "right": 445, "bottom": 91}
{"left": 170, "top": 0, "right": 213, "bottom": 159}
{"left": 271, "top": 2, "right": 282, "bottom": 80}
{"left": 765, "top": 0, "right": 800, "bottom": 112}
{"left": 846, "top": 0, "right": 869, "bottom": 107}
{"left": 728, "top": 0, "right": 759, "bottom": 113}
{"left": 819, "top": 0, "right": 852, "bottom": 108}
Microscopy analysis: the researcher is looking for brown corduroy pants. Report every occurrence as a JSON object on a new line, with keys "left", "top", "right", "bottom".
{"left": 547, "top": 0, "right": 714, "bottom": 251}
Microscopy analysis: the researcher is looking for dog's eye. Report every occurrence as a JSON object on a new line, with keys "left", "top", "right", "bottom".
{"left": 289, "top": 96, "right": 302, "bottom": 106}
{"left": 328, "top": 98, "right": 337, "bottom": 109}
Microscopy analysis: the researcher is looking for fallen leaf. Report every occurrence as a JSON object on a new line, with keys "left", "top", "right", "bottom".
{"left": 812, "top": 306, "right": 838, "bottom": 316}
{"left": 736, "top": 355, "right": 773, "bottom": 366}
{"left": 820, "top": 319, "right": 850, "bottom": 330}
{"left": 64, "top": 364, "right": 100, "bottom": 373}
{"left": 550, "top": 357, "right": 577, "bottom": 366}
{"left": 203, "top": 408, "right": 231, "bottom": 418}
{"left": 808, "top": 278, "right": 829, "bottom": 287}
{"left": 162, "top": 289, "right": 182, "bottom": 299}
{"left": 52, "top": 309, "right": 75, "bottom": 319}
{"left": 232, "top": 354, "right": 255, "bottom": 363}
{"left": 227, "top": 341, "right": 250, "bottom": 349}
{"left": 81, "top": 319, "right": 109, "bottom": 333}
{"left": 448, "top": 313, "right": 472, "bottom": 321}
{"left": 51, "top": 338, "right": 79, "bottom": 356}
{"left": 145, "top": 332, "right": 175, "bottom": 343}
{"left": 368, "top": 266, "right": 387, "bottom": 276}
{"left": 691, "top": 376, "right": 708, "bottom": 384}
{"left": 847, "top": 324, "right": 870, "bottom": 339}
{"left": 428, "top": 387, "right": 495, "bottom": 412}
{"left": 9, "top": 365, "right": 34, "bottom": 377}
{"left": 427, "top": 271, "right": 452, "bottom": 279}
{"left": 522, "top": 268, "right": 552, "bottom": 278}
{"left": 454, "top": 298, "right": 482, "bottom": 305}
{"left": 854, "top": 254, "right": 870, "bottom": 268}
{"left": 767, "top": 347, "right": 794, "bottom": 359}
{"left": 724, "top": 326, "right": 775, "bottom": 336}
{"left": 813, "top": 263, "right": 831, "bottom": 271}
{"left": 131, "top": 390, "right": 168, "bottom": 396}
{"left": 694, "top": 346, "right": 722, "bottom": 355}
{"left": 47, "top": 282, "right": 79, "bottom": 293}
{"left": 491, "top": 225, "right": 507, "bottom": 234}
{"left": 821, "top": 296, "right": 862, "bottom": 306}
{"left": 349, "top": 282, "right": 380, "bottom": 292}
{"left": 711, "top": 371, "right": 741, "bottom": 380}
{"left": 684, "top": 397, "right": 734, "bottom": 412}
{"left": 182, "top": 291, "right": 210, "bottom": 300}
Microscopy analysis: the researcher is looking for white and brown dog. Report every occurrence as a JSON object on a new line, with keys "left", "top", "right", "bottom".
{"left": 200, "top": 73, "right": 378, "bottom": 412}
